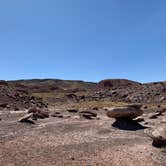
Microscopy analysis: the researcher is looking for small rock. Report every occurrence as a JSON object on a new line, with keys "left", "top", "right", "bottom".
{"left": 81, "top": 113, "right": 94, "bottom": 119}
{"left": 80, "top": 111, "right": 97, "bottom": 117}
{"left": 156, "top": 108, "right": 166, "bottom": 114}
{"left": 18, "top": 113, "right": 33, "bottom": 123}
{"left": 103, "top": 107, "right": 109, "bottom": 111}
{"left": 73, "top": 116, "right": 80, "bottom": 119}
{"left": 28, "top": 107, "right": 49, "bottom": 119}
{"left": 14, "top": 107, "right": 19, "bottom": 111}
{"left": 67, "top": 109, "right": 79, "bottom": 113}
{"left": 161, "top": 118, "right": 166, "bottom": 123}
{"left": 134, "top": 117, "right": 144, "bottom": 122}
{"left": 51, "top": 113, "right": 63, "bottom": 118}
{"left": 80, "top": 111, "right": 97, "bottom": 120}
{"left": 159, "top": 96, "right": 166, "bottom": 102}
{"left": 71, "top": 157, "right": 75, "bottom": 160}
{"left": 148, "top": 112, "right": 161, "bottom": 119}
{"left": 143, "top": 106, "right": 148, "bottom": 109}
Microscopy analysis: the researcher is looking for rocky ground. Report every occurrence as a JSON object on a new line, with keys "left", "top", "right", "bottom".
{"left": 0, "top": 79, "right": 166, "bottom": 166}
{"left": 0, "top": 105, "right": 165, "bottom": 166}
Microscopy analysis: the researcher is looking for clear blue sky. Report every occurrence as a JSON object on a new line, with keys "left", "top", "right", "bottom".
{"left": 0, "top": 0, "right": 165, "bottom": 83}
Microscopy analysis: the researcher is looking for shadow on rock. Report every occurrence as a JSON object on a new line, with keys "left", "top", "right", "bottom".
{"left": 112, "top": 118, "right": 148, "bottom": 131}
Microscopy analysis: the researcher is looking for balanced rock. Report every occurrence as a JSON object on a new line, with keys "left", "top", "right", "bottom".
{"left": 106, "top": 105, "right": 143, "bottom": 119}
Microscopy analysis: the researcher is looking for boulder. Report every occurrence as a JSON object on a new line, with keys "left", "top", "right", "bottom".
{"left": 151, "top": 125, "right": 166, "bottom": 147}
{"left": 106, "top": 106, "right": 143, "bottom": 119}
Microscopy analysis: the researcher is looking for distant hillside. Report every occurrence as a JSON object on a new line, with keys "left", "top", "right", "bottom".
{"left": 6, "top": 78, "right": 166, "bottom": 104}
{"left": 0, "top": 80, "right": 46, "bottom": 110}
{"left": 8, "top": 79, "right": 95, "bottom": 93}
{"left": 95, "top": 79, "right": 166, "bottom": 103}
{"left": 96, "top": 79, "right": 142, "bottom": 89}
{"left": 8, "top": 79, "right": 96, "bottom": 104}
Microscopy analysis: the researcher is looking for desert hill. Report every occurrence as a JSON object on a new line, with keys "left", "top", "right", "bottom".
{"left": 0, "top": 80, "right": 46, "bottom": 110}
{"left": 7, "top": 78, "right": 166, "bottom": 104}
{"left": 0, "top": 78, "right": 165, "bottom": 110}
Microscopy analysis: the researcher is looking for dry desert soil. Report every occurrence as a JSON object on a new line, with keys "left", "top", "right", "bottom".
{"left": 0, "top": 106, "right": 165, "bottom": 166}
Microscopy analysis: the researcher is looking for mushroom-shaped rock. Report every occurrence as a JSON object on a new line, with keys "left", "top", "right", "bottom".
{"left": 106, "top": 106, "right": 143, "bottom": 119}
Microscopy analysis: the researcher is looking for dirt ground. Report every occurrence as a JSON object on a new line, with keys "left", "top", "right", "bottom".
{"left": 0, "top": 109, "right": 165, "bottom": 166}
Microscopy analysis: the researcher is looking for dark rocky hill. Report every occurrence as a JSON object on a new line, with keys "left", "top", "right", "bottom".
{"left": 8, "top": 79, "right": 95, "bottom": 93}
{"left": 0, "top": 78, "right": 165, "bottom": 108}
{"left": 94, "top": 79, "right": 166, "bottom": 103}
{"left": 0, "top": 80, "right": 46, "bottom": 110}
